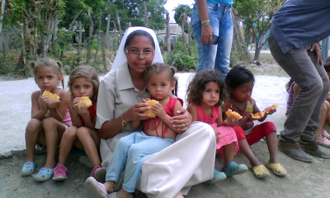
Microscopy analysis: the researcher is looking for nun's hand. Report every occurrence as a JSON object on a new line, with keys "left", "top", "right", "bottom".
{"left": 170, "top": 108, "right": 192, "bottom": 133}
{"left": 126, "top": 101, "right": 150, "bottom": 121}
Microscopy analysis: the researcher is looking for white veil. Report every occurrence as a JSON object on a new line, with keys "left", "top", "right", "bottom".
{"left": 110, "top": 26, "right": 164, "bottom": 72}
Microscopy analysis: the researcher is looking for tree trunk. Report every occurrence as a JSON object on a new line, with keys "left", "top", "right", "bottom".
{"left": 187, "top": 22, "right": 192, "bottom": 56}
{"left": 0, "top": 0, "right": 6, "bottom": 37}
{"left": 15, "top": 24, "right": 27, "bottom": 76}
{"left": 116, "top": 12, "right": 122, "bottom": 41}
{"left": 181, "top": 12, "right": 186, "bottom": 55}
{"left": 93, "top": 14, "right": 102, "bottom": 66}
{"left": 87, "top": 7, "right": 94, "bottom": 64}
{"left": 78, "top": 20, "right": 82, "bottom": 65}
{"left": 144, "top": 2, "right": 149, "bottom": 27}
{"left": 103, "top": 14, "right": 111, "bottom": 72}
{"left": 166, "top": 11, "right": 171, "bottom": 60}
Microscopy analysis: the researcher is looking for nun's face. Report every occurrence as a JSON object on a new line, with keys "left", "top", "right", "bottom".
{"left": 125, "top": 35, "right": 155, "bottom": 75}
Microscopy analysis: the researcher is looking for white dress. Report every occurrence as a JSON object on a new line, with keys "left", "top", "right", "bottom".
{"left": 96, "top": 27, "right": 216, "bottom": 198}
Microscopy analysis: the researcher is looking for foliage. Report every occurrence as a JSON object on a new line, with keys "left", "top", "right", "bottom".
{"left": 165, "top": 41, "right": 198, "bottom": 71}
{"left": 173, "top": 4, "right": 192, "bottom": 33}
{"left": 234, "top": 0, "right": 285, "bottom": 59}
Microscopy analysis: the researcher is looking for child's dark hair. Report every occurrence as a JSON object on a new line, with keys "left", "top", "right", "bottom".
{"left": 285, "top": 78, "right": 294, "bottom": 92}
{"left": 145, "top": 63, "right": 178, "bottom": 96}
{"left": 124, "top": 30, "right": 155, "bottom": 49}
{"left": 225, "top": 66, "right": 255, "bottom": 96}
{"left": 68, "top": 65, "right": 100, "bottom": 101}
{"left": 30, "top": 57, "right": 65, "bottom": 88}
{"left": 186, "top": 70, "right": 226, "bottom": 106}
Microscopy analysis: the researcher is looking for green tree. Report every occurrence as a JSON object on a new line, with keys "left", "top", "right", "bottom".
{"left": 173, "top": 4, "right": 192, "bottom": 33}
{"left": 234, "top": 0, "right": 285, "bottom": 60}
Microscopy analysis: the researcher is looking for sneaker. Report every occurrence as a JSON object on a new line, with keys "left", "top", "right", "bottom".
{"left": 90, "top": 166, "right": 102, "bottom": 177}
{"left": 53, "top": 164, "right": 68, "bottom": 181}
{"left": 222, "top": 161, "right": 248, "bottom": 177}
{"left": 278, "top": 138, "right": 313, "bottom": 163}
{"left": 300, "top": 140, "right": 330, "bottom": 159}
{"left": 85, "top": 176, "right": 109, "bottom": 198}
{"left": 204, "top": 170, "right": 227, "bottom": 184}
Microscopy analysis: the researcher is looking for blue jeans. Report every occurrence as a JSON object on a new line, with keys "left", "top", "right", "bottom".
{"left": 105, "top": 132, "right": 174, "bottom": 193}
{"left": 191, "top": 3, "right": 233, "bottom": 79}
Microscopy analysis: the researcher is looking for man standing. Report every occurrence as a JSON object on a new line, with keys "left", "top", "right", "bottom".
{"left": 268, "top": 0, "right": 330, "bottom": 162}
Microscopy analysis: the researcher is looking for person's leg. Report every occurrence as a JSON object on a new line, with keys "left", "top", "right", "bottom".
{"left": 25, "top": 119, "right": 44, "bottom": 162}
{"left": 57, "top": 126, "right": 79, "bottom": 165}
{"left": 43, "top": 117, "right": 67, "bottom": 168}
{"left": 140, "top": 122, "right": 216, "bottom": 198}
{"left": 191, "top": 4, "right": 219, "bottom": 72}
{"left": 314, "top": 102, "right": 330, "bottom": 146}
{"left": 123, "top": 135, "right": 173, "bottom": 194}
{"left": 76, "top": 127, "right": 101, "bottom": 168}
{"left": 223, "top": 142, "right": 235, "bottom": 167}
{"left": 214, "top": 4, "right": 233, "bottom": 79}
{"left": 104, "top": 133, "right": 137, "bottom": 193}
{"left": 234, "top": 126, "right": 269, "bottom": 178}
{"left": 22, "top": 119, "right": 44, "bottom": 176}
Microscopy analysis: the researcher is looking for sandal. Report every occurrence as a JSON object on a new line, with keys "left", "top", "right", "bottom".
{"left": 85, "top": 176, "right": 109, "bottom": 198}
{"left": 315, "top": 137, "right": 330, "bottom": 148}
{"left": 321, "top": 130, "right": 330, "bottom": 140}
{"left": 21, "top": 162, "right": 36, "bottom": 176}
{"left": 204, "top": 170, "right": 227, "bottom": 184}
{"left": 222, "top": 161, "right": 248, "bottom": 177}
{"left": 252, "top": 165, "right": 270, "bottom": 179}
{"left": 33, "top": 167, "right": 54, "bottom": 182}
{"left": 266, "top": 163, "right": 287, "bottom": 177}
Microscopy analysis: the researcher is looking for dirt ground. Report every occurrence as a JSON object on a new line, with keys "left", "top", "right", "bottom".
{"left": 2, "top": 142, "right": 330, "bottom": 198}
{"left": 2, "top": 58, "right": 330, "bottom": 198}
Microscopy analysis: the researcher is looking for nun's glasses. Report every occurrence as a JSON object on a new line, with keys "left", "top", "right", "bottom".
{"left": 125, "top": 49, "right": 153, "bottom": 58}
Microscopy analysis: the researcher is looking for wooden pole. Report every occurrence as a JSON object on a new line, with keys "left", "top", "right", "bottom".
{"left": 166, "top": 11, "right": 171, "bottom": 60}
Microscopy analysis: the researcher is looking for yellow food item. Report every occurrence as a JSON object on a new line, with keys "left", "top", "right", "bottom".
{"left": 78, "top": 96, "right": 92, "bottom": 108}
{"left": 226, "top": 109, "right": 242, "bottom": 120}
{"left": 42, "top": 90, "right": 60, "bottom": 101}
{"left": 143, "top": 99, "right": 159, "bottom": 118}
{"left": 251, "top": 112, "right": 266, "bottom": 119}
{"left": 265, "top": 104, "right": 279, "bottom": 114}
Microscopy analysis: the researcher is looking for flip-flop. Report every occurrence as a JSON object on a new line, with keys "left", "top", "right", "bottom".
{"left": 315, "top": 137, "right": 330, "bottom": 148}
{"left": 266, "top": 163, "right": 287, "bottom": 177}
{"left": 33, "top": 167, "right": 54, "bottom": 182}
{"left": 321, "top": 130, "right": 330, "bottom": 140}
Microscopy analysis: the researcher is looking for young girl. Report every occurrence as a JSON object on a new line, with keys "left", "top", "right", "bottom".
{"left": 52, "top": 65, "right": 101, "bottom": 181}
{"left": 186, "top": 71, "right": 247, "bottom": 180}
{"left": 223, "top": 66, "right": 287, "bottom": 178}
{"left": 286, "top": 78, "right": 330, "bottom": 147}
{"left": 21, "top": 58, "right": 72, "bottom": 182}
{"left": 85, "top": 63, "right": 185, "bottom": 198}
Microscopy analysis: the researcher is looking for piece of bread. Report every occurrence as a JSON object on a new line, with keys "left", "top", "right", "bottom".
{"left": 42, "top": 90, "right": 60, "bottom": 101}
{"left": 143, "top": 99, "right": 159, "bottom": 118}
{"left": 226, "top": 109, "right": 243, "bottom": 120}
{"left": 78, "top": 96, "right": 92, "bottom": 108}
{"left": 265, "top": 104, "right": 279, "bottom": 114}
{"left": 251, "top": 112, "right": 266, "bottom": 119}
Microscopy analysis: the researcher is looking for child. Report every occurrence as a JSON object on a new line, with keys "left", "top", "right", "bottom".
{"left": 186, "top": 71, "right": 248, "bottom": 180}
{"left": 21, "top": 58, "right": 72, "bottom": 182}
{"left": 85, "top": 63, "right": 185, "bottom": 198}
{"left": 286, "top": 77, "right": 330, "bottom": 147}
{"left": 223, "top": 66, "right": 287, "bottom": 178}
{"left": 53, "top": 65, "right": 101, "bottom": 181}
